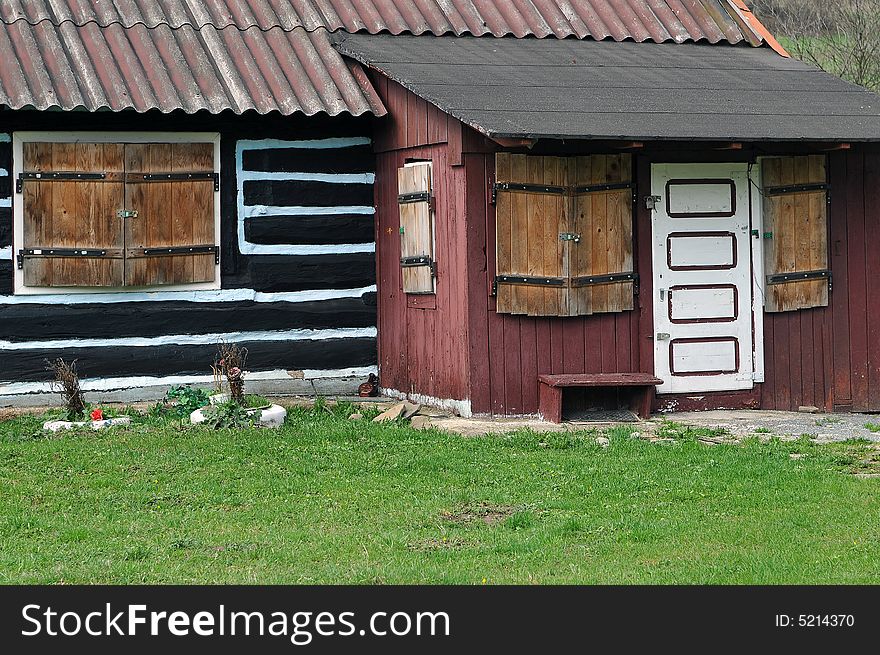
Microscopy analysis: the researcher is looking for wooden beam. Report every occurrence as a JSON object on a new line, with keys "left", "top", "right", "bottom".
{"left": 490, "top": 136, "right": 537, "bottom": 149}
{"left": 713, "top": 142, "right": 743, "bottom": 150}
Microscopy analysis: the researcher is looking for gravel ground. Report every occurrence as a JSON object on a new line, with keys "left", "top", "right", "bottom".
{"left": 660, "top": 409, "right": 880, "bottom": 443}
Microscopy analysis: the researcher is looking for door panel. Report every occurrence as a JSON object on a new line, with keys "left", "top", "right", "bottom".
{"left": 652, "top": 163, "right": 754, "bottom": 393}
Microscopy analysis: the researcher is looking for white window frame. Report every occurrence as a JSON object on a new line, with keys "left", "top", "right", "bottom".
{"left": 12, "top": 131, "right": 221, "bottom": 295}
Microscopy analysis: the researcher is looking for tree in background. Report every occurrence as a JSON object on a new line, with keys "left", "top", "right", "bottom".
{"left": 751, "top": 0, "right": 880, "bottom": 91}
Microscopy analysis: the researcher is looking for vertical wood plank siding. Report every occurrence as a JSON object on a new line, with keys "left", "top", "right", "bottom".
{"left": 374, "top": 78, "right": 880, "bottom": 415}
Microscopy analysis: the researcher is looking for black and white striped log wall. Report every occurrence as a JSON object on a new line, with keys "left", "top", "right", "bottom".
{"left": 0, "top": 113, "right": 378, "bottom": 397}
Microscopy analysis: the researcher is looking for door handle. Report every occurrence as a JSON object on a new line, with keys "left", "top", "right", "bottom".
{"left": 656, "top": 333, "right": 670, "bottom": 341}
{"left": 659, "top": 288, "right": 667, "bottom": 300}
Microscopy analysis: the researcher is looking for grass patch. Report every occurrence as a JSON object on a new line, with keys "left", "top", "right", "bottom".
{"left": 864, "top": 422, "right": 880, "bottom": 433}
{"left": 0, "top": 409, "right": 878, "bottom": 584}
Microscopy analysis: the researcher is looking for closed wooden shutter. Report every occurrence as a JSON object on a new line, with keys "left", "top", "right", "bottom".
{"left": 570, "top": 154, "right": 635, "bottom": 314}
{"left": 21, "top": 143, "right": 124, "bottom": 287}
{"left": 124, "top": 143, "right": 216, "bottom": 286}
{"left": 495, "top": 153, "right": 568, "bottom": 316}
{"left": 761, "top": 155, "right": 829, "bottom": 312}
{"left": 495, "top": 153, "right": 634, "bottom": 316}
{"left": 397, "top": 162, "right": 434, "bottom": 294}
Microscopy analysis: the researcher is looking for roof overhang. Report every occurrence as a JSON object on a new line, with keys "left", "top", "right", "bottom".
{"left": 334, "top": 34, "right": 880, "bottom": 142}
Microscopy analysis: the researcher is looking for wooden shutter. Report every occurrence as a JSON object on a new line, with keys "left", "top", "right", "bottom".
{"left": 21, "top": 143, "right": 124, "bottom": 287}
{"left": 570, "top": 154, "right": 635, "bottom": 314}
{"left": 495, "top": 153, "right": 568, "bottom": 316}
{"left": 397, "top": 162, "right": 434, "bottom": 294}
{"left": 124, "top": 143, "right": 216, "bottom": 286}
{"left": 761, "top": 155, "right": 829, "bottom": 312}
{"left": 494, "top": 153, "right": 634, "bottom": 316}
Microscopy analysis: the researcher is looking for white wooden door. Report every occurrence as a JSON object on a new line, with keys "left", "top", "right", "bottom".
{"left": 651, "top": 163, "right": 755, "bottom": 394}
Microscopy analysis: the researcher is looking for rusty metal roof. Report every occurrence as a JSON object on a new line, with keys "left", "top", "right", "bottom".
{"left": 0, "top": 0, "right": 771, "bottom": 46}
{"left": 0, "top": 1, "right": 781, "bottom": 117}
{"left": 0, "top": 20, "right": 385, "bottom": 115}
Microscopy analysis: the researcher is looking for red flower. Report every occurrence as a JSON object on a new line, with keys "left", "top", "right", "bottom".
{"left": 90, "top": 408, "right": 104, "bottom": 421}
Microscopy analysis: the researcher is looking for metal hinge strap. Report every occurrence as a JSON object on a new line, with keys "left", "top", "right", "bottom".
{"left": 570, "top": 272, "right": 638, "bottom": 287}
{"left": 17, "top": 171, "right": 106, "bottom": 192}
{"left": 400, "top": 256, "right": 435, "bottom": 278}
{"left": 494, "top": 275, "right": 566, "bottom": 288}
{"left": 766, "top": 269, "right": 831, "bottom": 285}
{"left": 398, "top": 191, "right": 431, "bottom": 204}
{"left": 572, "top": 182, "right": 634, "bottom": 194}
{"left": 765, "top": 183, "right": 829, "bottom": 196}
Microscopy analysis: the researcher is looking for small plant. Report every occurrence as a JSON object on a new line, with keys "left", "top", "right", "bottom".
{"left": 865, "top": 422, "right": 880, "bottom": 433}
{"left": 165, "top": 385, "right": 211, "bottom": 417}
{"left": 45, "top": 358, "right": 87, "bottom": 421}
{"left": 200, "top": 400, "right": 255, "bottom": 430}
{"left": 214, "top": 342, "right": 248, "bottom": 405}
{"left": 753, "top": 427, "right": 772, "bottom": 434}
{"left": 244, "top": 394, "right": 271, "bottom": 409}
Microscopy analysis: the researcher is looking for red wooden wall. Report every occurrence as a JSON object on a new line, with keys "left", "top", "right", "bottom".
{"left": 373, "top": 76, "right": 880, "bottom": 416}
{"left": 372, "top": 76, "right": 478, "bottom": 407}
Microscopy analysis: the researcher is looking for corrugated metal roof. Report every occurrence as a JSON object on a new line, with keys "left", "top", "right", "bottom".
{"left": 0, "top": 1, "right": 768, "bottom": 46}
{"left": 0, "top": 20, "right": 386, "bottom": 115}
{"left": 0, "top": 1, "right": 782, "bottom": 117}
{"left": 336, "top": 34, "right": 880, "bottom": 141}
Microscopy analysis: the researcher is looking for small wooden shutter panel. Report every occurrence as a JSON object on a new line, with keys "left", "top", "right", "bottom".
{"left": 570, "top": 154, "right": 634, "bottom": 314}
{"left": 125, "top": 143, "right": 216, "bottom": 286}
{"left": 397, "top": 162, "right": 434, "bottom": 293}
{"left": 21, "top": 143, "right": 124, "bottom": 287}
{"left": 495, "top": 153, "right": 568, "bottom": 316}
{"left": 761, "top": 155, "right": 829, "bottom": 312}
{"left": 495, "top": 153, "right": 634, "bottom": 316}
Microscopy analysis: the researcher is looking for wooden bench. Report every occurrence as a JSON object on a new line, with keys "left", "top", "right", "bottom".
{"left": 538, "top": 373, "right": 663, "bottom": 423}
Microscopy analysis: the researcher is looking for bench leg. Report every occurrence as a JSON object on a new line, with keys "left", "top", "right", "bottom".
{"left": 631, "top": 387, "right": 654, "bottom": 420}
{"left": 539, "top": 384, "right": 563, "bottom": 423}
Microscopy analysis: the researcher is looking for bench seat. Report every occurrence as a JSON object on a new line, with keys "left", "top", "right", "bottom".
{"left": 538, "top": 373, "right": 663, "bottom": 422}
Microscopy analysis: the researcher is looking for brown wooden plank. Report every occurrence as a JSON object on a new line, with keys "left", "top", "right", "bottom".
{"left": 590, "top": 155, "right": 609, "bottom": 312}
{"left": 509, "top": 154, "right": 529, "bottom": 314}
{"left": 525, "top": 155, "right": 543, "bottom": 315}
{"left": 543, "top": 157, "right": 561, "bottom": 316}
{"left": 494, "top": 153, "right": 513, "bottom": 313}
{"left": 52, "top": 143, "right": 78, "bottom": 285}
{"left": 605, "top": 154, "right": 625, "bottom": 312}
{"left": 618, "top": 153, "right": 634, "bottom": 310}
{"left": 571, "top": 156, "right": 592, "bottom": 316}
{"left": 22, "top": 143, "right": 53, "bottom": 286}
{"left": 178, "top": 142, "right": 215, "bottom": 283}
{"left": 807, "top": 155, "right": 829, "bottom": 308}
{"left": 124, "top": 143, "right": 149, "bottom": 286}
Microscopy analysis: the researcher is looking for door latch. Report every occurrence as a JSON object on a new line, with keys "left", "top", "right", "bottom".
{"left": 117, "top": 210, "right": 138, "bottom": 219}
{"left": 645, "top": 195, "right": 661, "bottom": 211}
{"left": 656, "top": 332, "right": 670, "bottom": 341}
{"left": 559, "top": 232, "right": 581, "bottom": 243}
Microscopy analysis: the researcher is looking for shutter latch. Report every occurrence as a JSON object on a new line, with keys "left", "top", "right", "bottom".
{"left": 117, "top": 210, "right": 138, "bottom": 219}
{"left": 559, "top": 232, "right": 581, "bottom": 243}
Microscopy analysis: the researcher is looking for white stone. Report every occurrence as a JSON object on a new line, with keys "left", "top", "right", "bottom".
{"left": 191, "top": 403, "right": 287, "bottom": 428}
{"left": 43, "top": 416, "right": 131, "bottom": 432}
{"left": 596, "top": 436, "right": 610, "bottom": 448}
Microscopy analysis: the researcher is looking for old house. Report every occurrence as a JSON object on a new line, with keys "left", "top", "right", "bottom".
{"left": 1, "top": 1, "right": 879, "bottom": 419}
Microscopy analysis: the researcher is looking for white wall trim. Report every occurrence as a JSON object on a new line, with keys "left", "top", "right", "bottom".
{"left": 381, "top": 387, "right": 472, "bottom": 418}
{"left": 11, "top": 131, "right": 222, "bottom": 296}
{"left": 235, "top": 138, "right": 376, "bottom": 256}
{"left": 749, "top": 159, "right": 766, "bottom": 383}
{"left": 0, "top": 327, "right": 377, "bottom": 351}
{"left": 0, "top": 284, "right": 376, "bottom": 305}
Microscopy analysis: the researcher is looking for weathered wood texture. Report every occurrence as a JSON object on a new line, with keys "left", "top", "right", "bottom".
{"left": 0, "top": 110, "right": 378, "bottom": 388}
{"left": 397, "top": 162, "right": 434, "bottom": 293}
{"left": 22, "top": 142, "right": 124, "bottom": 286}
{"left": 494, "top": 153, "right": 634, "bottom": 316}
{"left": 761, "top": 155, "right": 828, "bottom": 312}
{"left": 373, "top": 78, "right": 491, "bottom": 403}
{"left": 125, "top": 142, "right": 215, "bottom": 286}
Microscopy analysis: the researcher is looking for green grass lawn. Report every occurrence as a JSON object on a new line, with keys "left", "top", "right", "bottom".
{"left": 1, "top": 406, "right": 879, "bottom": 584}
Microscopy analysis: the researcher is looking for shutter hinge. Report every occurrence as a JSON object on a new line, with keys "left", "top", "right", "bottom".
{"left": 400, "top": 255, "right": 435, "bottom": 278}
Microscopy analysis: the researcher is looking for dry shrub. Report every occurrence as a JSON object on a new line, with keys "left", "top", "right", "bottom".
{"left": 214, "top": 342, "right": 248, "bottom": 405}
{"left": 45, "top": 358, "right": 86, "bottom": 420}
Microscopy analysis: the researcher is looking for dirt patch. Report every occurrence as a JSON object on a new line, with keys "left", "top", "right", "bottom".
{"left": 441, "top": 502, "right": 522, "bottom": 526}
